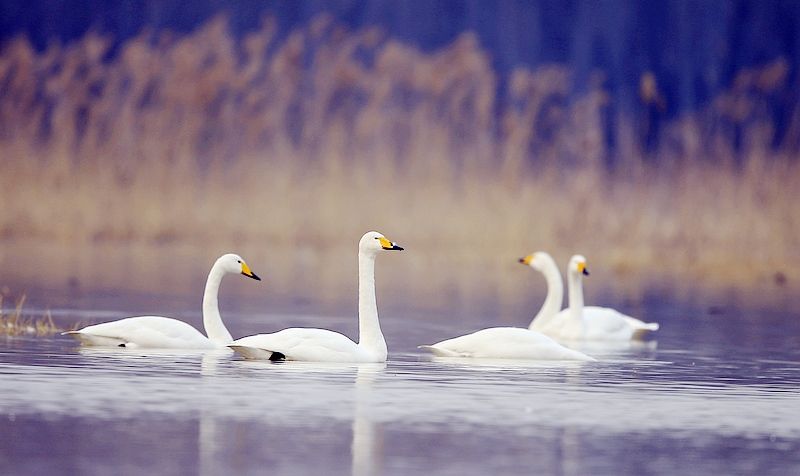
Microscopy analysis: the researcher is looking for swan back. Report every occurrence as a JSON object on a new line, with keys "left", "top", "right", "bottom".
{"left": 423, "top": 327, "right": 594, "bottom": 361}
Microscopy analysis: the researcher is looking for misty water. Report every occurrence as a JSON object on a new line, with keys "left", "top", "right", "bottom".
{"left": 2, "top": 285, "right": 800, "bottom": 475}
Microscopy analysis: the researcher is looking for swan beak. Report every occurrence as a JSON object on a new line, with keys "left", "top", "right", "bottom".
{"left": 578, "top": 262, "right": 590, "bottom": 276}
{"left": 241, "top": 262, "right": 262, "bottom": 281}
{"left": 378, "top": 236, "right": 404, "bottom": 251}
{"left": 519, "top": 254, "right": 533, "bottom": 266}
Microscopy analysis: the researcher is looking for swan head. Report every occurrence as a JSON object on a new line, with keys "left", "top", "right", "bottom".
{"left": 568, "top": 254, "right": 590, "bottom": 277}
{"left": 518, "top": 251, "right": 557, "bottom": 272}
{"left": 359, "top": 231, "right": 404, "bottom": 255}
{"left": 216, "top": 253, "right": 261, "bottom": 281}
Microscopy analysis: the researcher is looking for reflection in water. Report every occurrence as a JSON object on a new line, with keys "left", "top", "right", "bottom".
{"left": 199, "top": 412, "right": 220, "bottom": 476}
{"left": 352, "top": 364, "right": 385, "bottom": 476}
{"left": 200, "top": 349, "right": 234, "bottom": 376}
{"left": 77, "top": 346, "right": 219, "bottom": 363}
{"left": 561, "top": 338, "right": 659, "bottom": 359}
{"left": 423, "top": 355, "right": 595, "bottom": 370}
{"left": 199, "top": 357, "right": 387, "bottom": 476}
{"left": 199, "top": 350, "right": 235, "bottom": 476}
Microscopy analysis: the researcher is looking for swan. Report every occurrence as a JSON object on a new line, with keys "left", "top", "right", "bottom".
{"left": 418, "top": 253, "right": 593, "bottom": 361}
{"left": 62, "top": 254, "right": 261, "bottom": 349}
{"left": 532, "top": 254, "right": 659, "bottom": 341}
{"left": 418, "top": 327, "right": 594, "bottom": 361}
{"left": 228, "top": 231, "right": 403, "bottom": 363}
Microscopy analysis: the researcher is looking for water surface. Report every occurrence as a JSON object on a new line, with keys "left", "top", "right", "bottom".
{"left": 2, "top": 294, "right": 800, "bottom": 475}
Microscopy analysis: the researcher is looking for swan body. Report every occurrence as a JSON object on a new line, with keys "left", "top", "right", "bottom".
{"left": 229, "top": 231, "right": 403, "bottom": 363}
{"left": 420, "top": 327, "right": 594, "bottom": 361}
{"left": 544, "top": 306, "right": 658, "bottom": 341}
{"left": 231, "top": 328, "right": 381, "bottom": 363}
{"left": 64, "top": 316, "right": 218, "bottom": 349}
{"left": 522, "top": 253, "right": 658, "bottom": 341}
{"left": 63, "top": 254, "right": 261, "bottom": 349}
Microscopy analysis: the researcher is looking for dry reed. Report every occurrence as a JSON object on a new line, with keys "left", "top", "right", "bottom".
{"left": 0, "top": 293, "right": 60, "bottom": 336}
{"left": 0, "top": 14, "right": 797, "bottom": 289}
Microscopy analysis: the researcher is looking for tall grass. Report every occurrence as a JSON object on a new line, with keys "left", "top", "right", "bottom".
{"left": 0, "top": 14, "right": 797, "bottom": 288}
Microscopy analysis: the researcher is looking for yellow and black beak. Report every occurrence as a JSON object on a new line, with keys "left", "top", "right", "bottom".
{"left": 378, "top": 236, "right": 404, "bottom": 251}
{"left": 241, "top": 261, "right": 261, "bottom": 281}
{"left": 577, "top": 262, "right": 590, "bottom": 276}
{"left": 518, "top": 254, "right": 533, "bottom": 266}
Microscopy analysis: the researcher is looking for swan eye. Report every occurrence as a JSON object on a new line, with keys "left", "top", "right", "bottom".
{"left": 237, "top": 260, "right": 242, "bottom": 263}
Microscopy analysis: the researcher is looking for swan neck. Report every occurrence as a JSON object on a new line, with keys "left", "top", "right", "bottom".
{"left": 202, "top": 263, "right": 233, "bottom": 344}
{"left": 357, "top": 252, "right": 387, "bottom": 360}
{"left": 529, "top": 263, "right": 564, "bottom": 330}
{"left": 567, "top": 270, "right": 585, "bottom": 323}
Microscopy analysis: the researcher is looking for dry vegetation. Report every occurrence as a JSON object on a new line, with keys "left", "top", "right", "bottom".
{"left": 0, "top": 293, "right": 60, "bottom": 336}
{"left": 0, "top": 14, "right": 797, "bottom": 288}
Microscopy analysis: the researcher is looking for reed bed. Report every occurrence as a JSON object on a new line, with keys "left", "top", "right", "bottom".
{"left": 0, "top": 293, "right": 60, "bottom": 336}
{"left": 0, "top": 14, "right": 797, "bottom": 289}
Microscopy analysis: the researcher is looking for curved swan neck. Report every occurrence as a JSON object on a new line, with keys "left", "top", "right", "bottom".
{"left": 357, "top": 252, "right": 387, "bottom": 359}
{"left": 567, "top": 270, "right": 585, "bottom": 324}
{"left": 202, "top": 262, "right": 233, "bottom": 344}
{"left": 529, "top": 261, "right": 564, "bottom": 330}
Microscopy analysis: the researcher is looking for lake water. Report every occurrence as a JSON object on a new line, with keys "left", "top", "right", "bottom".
{"left": 2, "top": 284, "right": 800, "bottom": 476}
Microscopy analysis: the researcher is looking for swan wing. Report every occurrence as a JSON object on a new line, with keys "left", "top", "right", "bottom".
{"left": 618, "top": 313, "right": 660, "bottom": 332}
{"left": 538, "top": 310, "right": 583, "bottom": 341}
{"left": 579, "top": 307, "right": 634, "bottom": 340}
{"left": 63, "top": 316, "right": 214, "bottom": 349}
{"left": 230, "top": 328, "right": 373, "bottom": 362}
{"left": 543, "top": 307, "right": 659, "bottom": 341}
{"left": 583, "top": 306, "right": 659, "bottom": 340}
{"left": 422, "top": 327, "right": 593, "bottom": 361}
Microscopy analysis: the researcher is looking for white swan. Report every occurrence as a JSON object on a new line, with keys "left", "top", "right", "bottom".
{"left": 419, "top": 327, "right": 594, "bottom": 361}
{"left": 63, "top": 254, "right": 261, "bottom": 349}
{"left": 530, "top": 254, "right": 659, "bottom": 341}
{"left": 228, "top": 231, "right": 403, "bottom": 363}
{"left": 418, "top": 253, "right": 593, "bottom": 361}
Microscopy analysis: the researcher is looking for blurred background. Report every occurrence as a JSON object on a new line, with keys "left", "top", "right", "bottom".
{"left": 0, "top": 0, "right": 798, "bottom": 322}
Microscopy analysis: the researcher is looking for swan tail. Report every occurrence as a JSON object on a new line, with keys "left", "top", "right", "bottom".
{"left": 562, "top": 348, "right": 597, "bottom": 362}
{"left": 418, "top": 345, "right": 465, "bottom": 358}
{"left": 61, "top": 331, "right": 128, "bottom": 347}
{"left": 228, "top": 345, "right": 284, "bottom": 361}
{"left": 631, "top": 322, "right": 660, "bottom": 339}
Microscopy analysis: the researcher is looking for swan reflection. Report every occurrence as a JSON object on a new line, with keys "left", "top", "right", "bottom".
{"left": 198, "top": 358, "right": 386, "bottom": 476}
